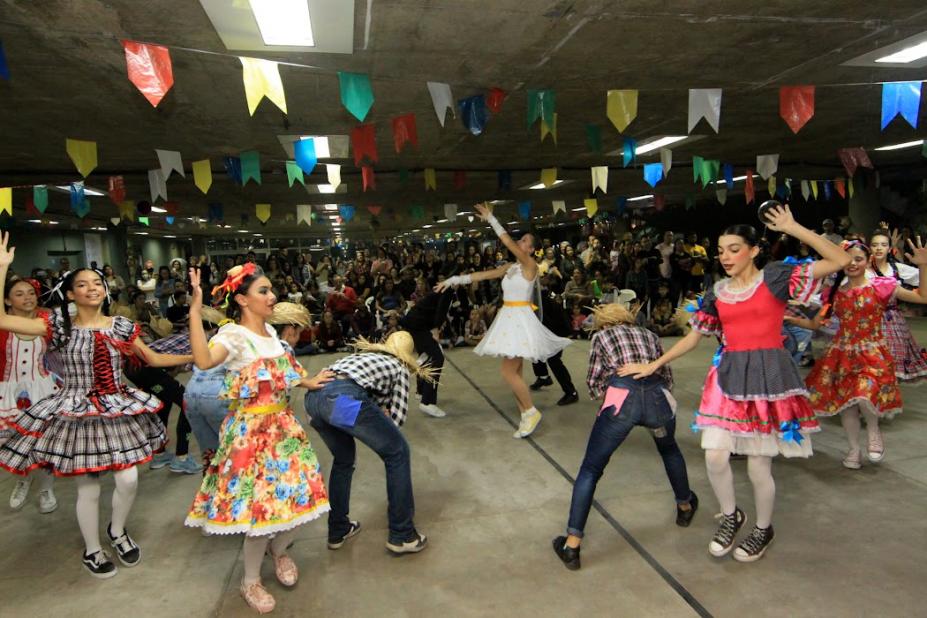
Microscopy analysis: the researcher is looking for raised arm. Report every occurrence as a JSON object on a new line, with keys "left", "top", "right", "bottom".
{"left": 434, "top": 263, "right": 510, "bottom": 293}
{"left": 132, "top": 338, "right": 194, "bottom": 368}
{"left": 765, "top": 204, "right": 850, "bottom": 279}
{"left": 616, "top": 329, "right": 703, "bottom": 379}
{"left": 475, "top": 202, "right": 537, "bottom": 277}
{"left": 0, "top": 232, "right": 48, "bottom": 337}
{"left": 895, "top": 236, "right": 927, "bottom": 305}
{"left": 187, "top": 267, "right": 229, "bottom": 369}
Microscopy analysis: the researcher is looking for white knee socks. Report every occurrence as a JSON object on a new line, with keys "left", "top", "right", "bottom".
{"left": 704, "top": 449, "right": 736, "bottom": 515}
{"left": 746, "top": 456, "right": 775, "bottom": 529}
{"left": 111, "top": 467, "right": 138, "bottom": 537}
{"left": 75, "top": 476, "right": 102, "bottom": 554}
{"left": 840, "top": 406, "right": 862, "bottom": 453}
{"left": 242, "top": 536, "right": 271, "bottom": 585}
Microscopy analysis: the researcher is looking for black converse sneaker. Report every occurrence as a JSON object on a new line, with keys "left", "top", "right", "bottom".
{"left": 327, "top": 521, "right": 363, "bottom": 550}
{"left": 107, "top": 523, "right": 141, "bottom": 567}
{"left": 551, "top": 536, "right": 581, "bottom": 571}
{"left": 733, "top": 525, "right": 775, "bottom": 562}
{"left": 82, "top": 550, "right": 118, "bottom": 579}
{"left": 708, "top": 507, "right": 747, "bottom": 557}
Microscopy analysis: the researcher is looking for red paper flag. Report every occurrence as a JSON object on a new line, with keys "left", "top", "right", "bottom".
{"left": 391, "top": 114, "right": 418, "bottom": 153}
{"left": 351, "top": 124, "right": 378, "bottom": 167}
{"left": 122, "top": 40, "right": 174, "bottom": 107}
{"left": 164, "top": 201, "right": 179, "bottom": 216}
{"left": 744, "top": 170, "right": 755, "bottom": 204}
{"left": 367, "top": 205, "right": 382, "bottom": 216}
{"left": 362, "top": 166, "right": 376, "bottom": 191}
{"left": 834, "top": 179, "right": 846, "bottom": 198}
{"left": 779, "top": 86, "right": 815, "bottom": 134}
{"left": 454, "top": 170, "right": 466, "bottom": 190}
{"left": 487, "top": 87, "right": 507, "bottom": 114}
{"left": 837, "top": 147, "right": 873, "bottom": 178}
{"left": 25, "top": 197, "right": 40, "bottom": 217}
{"left": 108, "top": 176, "right": 126, "bottom": 204}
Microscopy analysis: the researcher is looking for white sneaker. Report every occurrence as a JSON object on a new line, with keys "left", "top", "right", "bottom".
{"left": 513, "top": 409, "right": 542, "bottom": 439}
{"left": 419, "top": 403, "right": 447, "bottom": 418}
{"left": 9, "top": 478, "right": 32, "bottom": 510}
{"left": 38, "top": 488, "right": 58, "bottom": 514}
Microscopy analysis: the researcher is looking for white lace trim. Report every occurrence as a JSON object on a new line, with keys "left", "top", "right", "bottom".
{"left": 814, "top": 397, "right": 902, "bottom": 420}
{"left": 184, "top": 503, "right": 330, "bottom": 537}
{"left": 713, "top": 270, "right": 764, "bottom": 304}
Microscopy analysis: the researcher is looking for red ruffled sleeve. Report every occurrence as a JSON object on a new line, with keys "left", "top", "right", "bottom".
{"left": 871, "top": 276, "right": 899, "bottom": 304}
{"left": 688, "top": 287, "right": 722, "bottom": 337}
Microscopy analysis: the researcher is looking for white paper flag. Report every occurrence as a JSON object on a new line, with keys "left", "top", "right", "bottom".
{"left": 427, "top": 82, "right": 455, "bottom": 127}
{"left": 552, "top": 200, "right": 566, "bottom": 214}
{"left": 326, "top": 164, "right": 342, "bottom": 189}
{"left": 716, "top": 189, "right": 727, "bottom": 205}
{"left": 591, "top": 166, "right": 608, "bottom": 194}
{"left": 296, "top": 204, "right": 312, "bottom": 226}
{"left": 688, "top": 88, "right": 723, "bottom": 133}
{"left": 444, "top": 203, "right": 458, "bottom": 221}
{"left": 148, "top": 169, "right": 167, "bottom": 202}
{"left": 756, "top": 154, "right": 779, "bottom": 180}
{"left": 660, "top": 148, "right": 673, "bottom": 175}
{"left": 155, "top": 149, "right": 185, "bottom": 179}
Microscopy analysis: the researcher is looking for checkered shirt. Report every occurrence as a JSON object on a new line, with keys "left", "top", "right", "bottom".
{"left": 148, "top": 331, "right": 191, "bottom": 355}
{"left": 328, "top": 352, "right": 411, "bottom": 427}
{"left": 586, "top": 324, "right": 673, "bottom": 398}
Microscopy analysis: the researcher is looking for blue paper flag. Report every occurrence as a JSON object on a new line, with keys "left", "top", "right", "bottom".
{"left": 615, "top": 196, "right": 628, "bottom": 215}
{"left": 517, "top": 200, "right": 532, "bottom": 220}
{"left": 166, "top": 215, "right": 175, "bottom": 225}
{"left": 69, "top": 182, "right": 85, "bottom": 209}
{"left": 73, "top": 198, "right": 90, "bottom": 219}
{"left": 622, "top": 137, "right": 637, "bottom": 167}
{"left": 223, "top": 156, "right": 242, "bottom": 185}
{"left": 723, "top": 163, "right": 734, "bottom": 189}
{"left": 294, "top": 138, "right": 317, "bottom": 175}
{"left": 458, "top": 95, "right": 488, "bottom": 136}
{"left": 208, "top": 203, "right": 224, "bottom": 223}
{"left": 331, "top": 395, "right": 362, "bottom": 427}
{"left": 0, "top": 41, "right": 9, "bottom": 80}
{"left": 775, "top": 182, "right": 788, "bottom": 199}
{"left": 823, "top": 180, "right": 833, "bottom": 201}
{"left": 339, "top": 204, "right": 355, "bottom": 222}
{"left": 643, "top": 163, "right": 664, "bottom": 187}
{"left": 498, "top": 170, "right": 512, "bottom": 191}
{"left": 881, "top": 81, "right": 921, "bottom": 130}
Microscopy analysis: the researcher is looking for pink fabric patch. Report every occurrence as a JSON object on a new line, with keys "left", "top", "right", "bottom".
{"left": 599, "top": 386, "right": 630, "bottom": 417}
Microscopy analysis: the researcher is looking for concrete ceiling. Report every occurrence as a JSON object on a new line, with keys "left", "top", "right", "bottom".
{"left": 1, "top": 0, "right": 927, "bottom": 241}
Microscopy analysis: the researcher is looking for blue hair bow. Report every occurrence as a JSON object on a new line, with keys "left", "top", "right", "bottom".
{"left": 779, "top": 420, "right": 804, "bottom": 444}
{"left": 684, "top": 294, "right": 705, "bottom": 313}
{"left": 711, "top": 345, "right": 724, "bottom": 367}
{"left": 783, "top": 256, "right": 814, "bottom": 266}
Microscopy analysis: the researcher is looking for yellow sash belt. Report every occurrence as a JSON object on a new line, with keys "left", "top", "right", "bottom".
{"left": 503, "top": 301, "right": 538, "bottom": 310}
{"left": 232, "top": 401, "right": 287, "bottom": 415}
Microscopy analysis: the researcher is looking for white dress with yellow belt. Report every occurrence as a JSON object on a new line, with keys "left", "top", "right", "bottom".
{"left": 474, "top": 263, "right": 571, "bottom": 362}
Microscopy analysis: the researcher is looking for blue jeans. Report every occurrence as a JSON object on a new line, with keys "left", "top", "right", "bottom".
{"left": 782, "top": 324, "right": 813, "bottom": 364}
{"left": 567, "top": 375, "right": 692, "bottom": 538}
{"left": 183, "top": 367, "right": 230, "bottom": 454}
{"left": 305, "top": 380, "right": 416, "bottom": 544}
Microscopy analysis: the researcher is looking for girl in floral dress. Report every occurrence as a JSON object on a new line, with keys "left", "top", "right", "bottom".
{"left": 619, "top": 205, "right": 850, "bottom": 562}
{"left": 2, "top": 278, "right": 59, "bottom": 513}
{"left": 789, "top": 239, "right": 927, "bottom": 469}
{"left": 184, "top": 265, "right": 334, "bottom": 615}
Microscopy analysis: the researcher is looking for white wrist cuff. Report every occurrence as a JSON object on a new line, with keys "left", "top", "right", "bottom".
{"left": 488, "top": 215, "right": 507, "bottom": 238}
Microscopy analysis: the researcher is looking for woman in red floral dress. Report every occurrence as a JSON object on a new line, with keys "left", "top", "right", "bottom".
{"left": 789, "top": 239, "right": 927, "bottom": 469}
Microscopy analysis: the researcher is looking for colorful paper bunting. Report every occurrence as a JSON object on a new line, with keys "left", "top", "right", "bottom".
{"left": 660, "top": 148, "right": 673, "bottom": 175}
{"left": 698, "top": 159, "right": 720, "bottom": 188}
{"left": 165, "top": 216, "right": 175, "bottom": 225}
{"left": 164, "top": 202, "right": 179, "bottom": 216}
{"left": 410, "top": 205, "right": 424, "bottom": 220}
{"left": 606, "top": 90, "right": 638, "bottom": 133}
{"left": 586, "top": 124, "right": 603, "bottom": 153}
{"left": 527, "top": 89, "right": 556, "bottom": 129}
{"left": 69, "top": 182, "right": 85, "bottom": 209}
{"left": 240, "top": 57, "right": 287, "bottom": 115}
{"left": 800, "top": 180, "right": 810, "bottom": 201}
{"left": 192, "top": 159, "right": 212, "bottom": 194}
{"left": 0, "top": 41, "right": 10, "bottom": 80}
{"left": 327, "top": 164, "right": 342, "bottom": 189}
{"left": 692, "top": 156, "right": 703, "bottom": 183}
{"left": 779, "top": 86, "right": 815, "bottom": 134}
{"left": 767, "top": 175, "right": 776, "bottom": 196}
{"left": 688, "top": 88, "right": 722, "bottom": 133}
{"left": 486, "top": 87, "right": 507, "bottom": 114}
{"left": 0, "top": 188, "right": 10, "bottom": 215}
{"left": 362, "top": 166, "right": 376, "bottom": 192}
{"left": 757, "top": 154, "right": 779, "bottom": 180}
{"left": 552, "top": 200, "right": 566, "bottom": 215}
{"left": 540, "top": 113, "right": 558, "bottom": 144}
{"left": 591, "top": 166, "right": 608, "bottom": 193}
{"left": 122, "top": 40, "right": 173, "bottom": 107}
{"left": 823, "top": 181, "right": 833, "bottom": 201}
{"left": 392, "top": 114, "right": 418, "bottom": 153}
{"left": 643, "top": 163, "right": 663, "bottom": 188}
{"left": 616, "top": 197, "right": 628, "bottom": 215}
{"left": 72, "top": 196, "right": 90, "bottom": 218}
{"left": 541, "top": 168, "right": 558, "bottom": 189}
{"left": 119, "top": 201, "right": 135, "bottom": 221}
{"left": 338, "top": 72, "right": 374, "bottom": 121}
{"left": 722, "top": 163, "right": 734, "bottom": 189}
{"left": 148, "top": 169, "right": 167, "bottom": 202}
{"left": 837, "top": 147, "right": 873, "bottom": 177}
{"left": 351, "top": 124, "right": 378, "bottom": 167}
{"left": 33, "top": 185, "right": 48, "bottom": 213}
{"left": 834, "top": 178, "right": 846, "bottom": 198}
{"left": 424, "top": 168, "right": 437, "bottom": 191}
{"left": 255, "top": 203, "right": 271, "bottom": 223}
{"left": 745, "top": 171, "right": 755, "bottom": 204}
{"left": 622, "top": 137, "right": 637, "bottom": 167}
{"left": 286, "top": 161, "right": 304, "bottom": 187}
{"left": 296, "top": 204, "right": 312, "bottom": 226}
{"left": 295, "top": 138, "right": 318, "bottom": 175}
{"left": 811, "top": 181, "right": 819, "bottom": 200}
{"left": 66, "top": 138, "right": 97, "bottom": 178}
{"left": 498, "top": 170, "right": 512, "bottom": 191}
{"left": 426, "top": 82, "right": 454, "bottom": 126}
{"left": 881, "top": 81, "right": 921, "bottom": 130}
{"left": 108, "top": 176, "right": 126, "bottom": 205}
{"left": 848, "top": 178, "right": 855, "bottom": 198}
{"left": 518, "top": 201, "right": 532, "bottom": 220}
{"left": 459, "top": 95, "right": 488, "bottom": 136}
{"left": 653, "top": 195, "right": 666, "bottom": 212}
{"left": 716, "top": 189, "right": 727, "bottom": 205}
{"left": 454, "top": 170, "right": 467, "bottom": 190}
{"left": 240, "top": 150, "right": 261, "bottom": 185}
{"left": 223, "top": 157, "right": 242, "bottom": 185}
{"left": 156, "top": 149, "right": 184, "bottom": 179}
{"left": 138, "top": 216, "right": 150, "bottom": 226}
{"left": 444, "top": 204, "right": 458, "bottom": 222}
{"left": 584, "top": 198, "right": 598, "bottom": 217}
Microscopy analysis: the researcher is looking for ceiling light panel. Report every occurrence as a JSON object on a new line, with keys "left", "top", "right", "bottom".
{"left": 249, "top": 0, "right": 314, "bottom": 47}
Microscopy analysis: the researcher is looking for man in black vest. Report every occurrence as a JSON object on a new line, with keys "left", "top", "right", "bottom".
{"left": 400, "top": 290, "right": 455, "bottom": 418}
{"left": 530, "top": 276, "right": 578, "bottom": 405}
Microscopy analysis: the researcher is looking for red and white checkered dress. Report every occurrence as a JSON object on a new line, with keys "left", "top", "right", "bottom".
{"left": 0, "top": 309, "right": 60, "bottom": 425}
{"left": 0, "top": 312, "right": 165, "bottom": 476}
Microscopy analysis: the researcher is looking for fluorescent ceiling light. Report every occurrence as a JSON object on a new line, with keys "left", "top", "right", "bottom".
{"left": 316, "top": 184, "right": 337, "bottom": 194}
{"left": 249, "top": 0, "right": 314, "bottom": 47}
{"left": 436, "top": 218, "right": 449, "bottom": 223}
{"left": 627, "top": 194, "right": 654, "bottom": 202}
{"left": 322, "top": 204, "right": 339, "bottom": 211}
{"left": 299, "top": 136, "right": 330, "bottom": 158}
{"left": 134, "top": 232, "right": 149, "bottom": 236}
{"left": 634, "top": 136, "right": 688, "bottom": 155}
{"left": 526, "top": 180, "right": 565, "bottom": 190}
{"left": 874, "top": 139, "right": 925, "bottom": 151}
{"left": 876, "top": 41, "right": 927, "bottom": 63}
{"left": 54, "top": 185, "right": 105, "bottom": 196}
{"left": 237, "top": 229, "right": 249, "bottom": 233}
{"left": 151, "top": 206, "right": 167, "bottom": 213}
{"left": 422, "top": 224, "right": 433, "bottom": 229}
{"left": 571, "top": 207, "right": 585, "bottom": 212}
{"left": 714, "top": 174, "right": 757, "bottom": 185}
{"left": 164, "top": 235, "right": 176, "bottom": 238}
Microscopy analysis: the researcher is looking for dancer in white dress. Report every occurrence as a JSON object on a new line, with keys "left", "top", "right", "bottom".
{"left": 437, "top": 202, "right": 570, "bottom": 438}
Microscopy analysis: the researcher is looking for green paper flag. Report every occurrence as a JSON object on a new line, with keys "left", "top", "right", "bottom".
{"left": 692, "top": 156, "right": 703, "bottom": 183}
{"left": 526, "top": 89, "right": 556, "bottom": 128}
{"left": 586, "top": 124, "right": 602, "bottom": 153}
{"left": 33, "top": 185, "right": 48, "bottom": 213}
{"left": 286, "top": 161, "right": 304, "bottom": 187}
{"left": 139, "top": 216, "right": 150, "bottom": 226}
{"left": 338, "top": 72, "right": 375, "bottom": 122}
{"left": 700, "top": 159, "right": 720, "bottom": 188}
{"left": 240, "top": 151, "right": 261, "bottom": 185}
{"left": 410, "top": 205, "right": 424, "bottom": 220}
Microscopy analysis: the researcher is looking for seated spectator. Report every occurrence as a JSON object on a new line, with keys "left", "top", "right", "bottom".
{"left": 316, "top": 310, "right": 345, "bottom": 352}
{"left": 165, "top": 289, "right": 190, "bottom": 326}
{"left": 648, "top": 297, "right": 683, "bottom": 337}
{"left": 375, "top": 280, "right": 406, "bottom": 315}
{"left": 463, "top": 308, "right": 488, "bottom": 346}
{"left": 286, "top": 283, "right": 304, "bottom": 305}
{"left": 570, "top": 304, "right": 587, "bottom": 339}
{"left": 350, "top": 303, "right": 376, "bottom": 341}
{"left": 380, "top": 311, "right": 402, "bottom": 341}
{"left": 563, "top": 270, "right": 594, "bottom": 307}
{"left": 624, "top": 257, "right": 649, "bottom": 302}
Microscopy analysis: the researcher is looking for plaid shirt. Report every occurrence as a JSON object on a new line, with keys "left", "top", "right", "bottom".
{"left": 328, "top": 352, "right": 411, "bottom": 427}
{"left": 586, "top": 324, "right": 673, "bottom": 398}
{"left": 148, "top": 331, "right": 191, "bottom": 355}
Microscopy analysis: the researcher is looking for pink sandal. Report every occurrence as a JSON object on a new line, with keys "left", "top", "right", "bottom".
{"left": 240, "top": 580, "right": 276, "bottom": 614}
{"left": 270, "top": 553, "right": 298, "bottom": 587}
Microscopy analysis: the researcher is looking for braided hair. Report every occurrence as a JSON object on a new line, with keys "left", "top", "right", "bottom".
{"left": 822, "top": 241, "right": 871, "bottom": 318}
{"left": 46, "top": 268, "right": 109, "bottom": 347}
{"left": 869, "top": 229, "right": 901, "bottom": 281}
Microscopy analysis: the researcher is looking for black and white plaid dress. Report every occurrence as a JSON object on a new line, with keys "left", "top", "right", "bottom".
{"left": 0, "top": 312, "right": 165, "bottom": 476}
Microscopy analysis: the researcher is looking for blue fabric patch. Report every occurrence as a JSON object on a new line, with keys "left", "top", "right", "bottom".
{"left": 331, "top": 395, "right": 362, "bottom": 428}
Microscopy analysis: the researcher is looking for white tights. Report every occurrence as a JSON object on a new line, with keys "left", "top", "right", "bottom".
{"left": 25, "top": 468, "right": 55, "bottom": 491}
{"left": 705, "top": 449, "right": 776, "bottom": 529}
{"left": 242, "top": 531, "right": 296, "bottom": 585}
{"left": 74, "top": 467, "right": 138, "bottom": 554}
{"left": 840, "top": 405, "right": 880, "bottom": 453}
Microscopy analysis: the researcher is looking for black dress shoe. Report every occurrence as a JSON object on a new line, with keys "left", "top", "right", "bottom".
{"left": 557, "top": 391, "right": 579, "bottom": 406}
{"left": 552, "top": 536, "right": 581, "bottom": 570}
{"left": 530, "top": 377, "right": 553, "bottom": 391}
{"left": 676, "top": 491, "right": 698, "bottom": 527}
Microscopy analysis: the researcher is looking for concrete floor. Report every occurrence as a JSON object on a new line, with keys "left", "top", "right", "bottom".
{"left": 2, "top": 321, "right": 926, "bottom": 618}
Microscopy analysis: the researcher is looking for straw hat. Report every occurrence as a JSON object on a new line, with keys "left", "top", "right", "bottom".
{"left": 199, "top": 306, "right": 226, "bottom": 326}
{"left": 268, "top": 302, "right": 312, "bottom": 327}
{"left": 112, "top": 305, "right": 133, "bottom": 319}
{"left": 149, "top": 315, "right": 174, "bottom": 338}
{"left": 588, "top": 303, "right": 639, "bottom": 332}
{"left": 352, "top": 331, "right": 437, "bottom": 383}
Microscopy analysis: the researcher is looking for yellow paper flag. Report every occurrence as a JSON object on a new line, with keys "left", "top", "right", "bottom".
{"left": 66, "top": 138, "right": 98, "bottom": 177}
{"left": 606, "top": 90, "right": 638, "bottom": 133}
{"left": 584, "top": 198, "right": 598, "bottom": 217}
{"left": 192, "top": 159, "right": 212, "bottom": 194}
{"left": 768, "top": 175, "right": 776, "bottom": 197}
{"left": 240, "top": 57, "right": 287, "bottom": 115}
{"left": 810, "top": 181, "right": 819, "bottom": 199}
{"left": 0, "top": 188, "right": 11, "bottom": 215}
{"left": 256, "top": 203, "right": 271, "bottom": 223}
{"left": 424, "top": 168, "right": 437, "bottom": 191}
{"left": 848, "top": 177, "right": 855, "bottom": 198}
{"left": 541, "top": 168, "right": 557, "bottom": 188}
{"left": 118, "top": 201, "right": 136, "bottom": 221}
{"left": 541, "top": 113, "right": 558, "bottom": 144}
